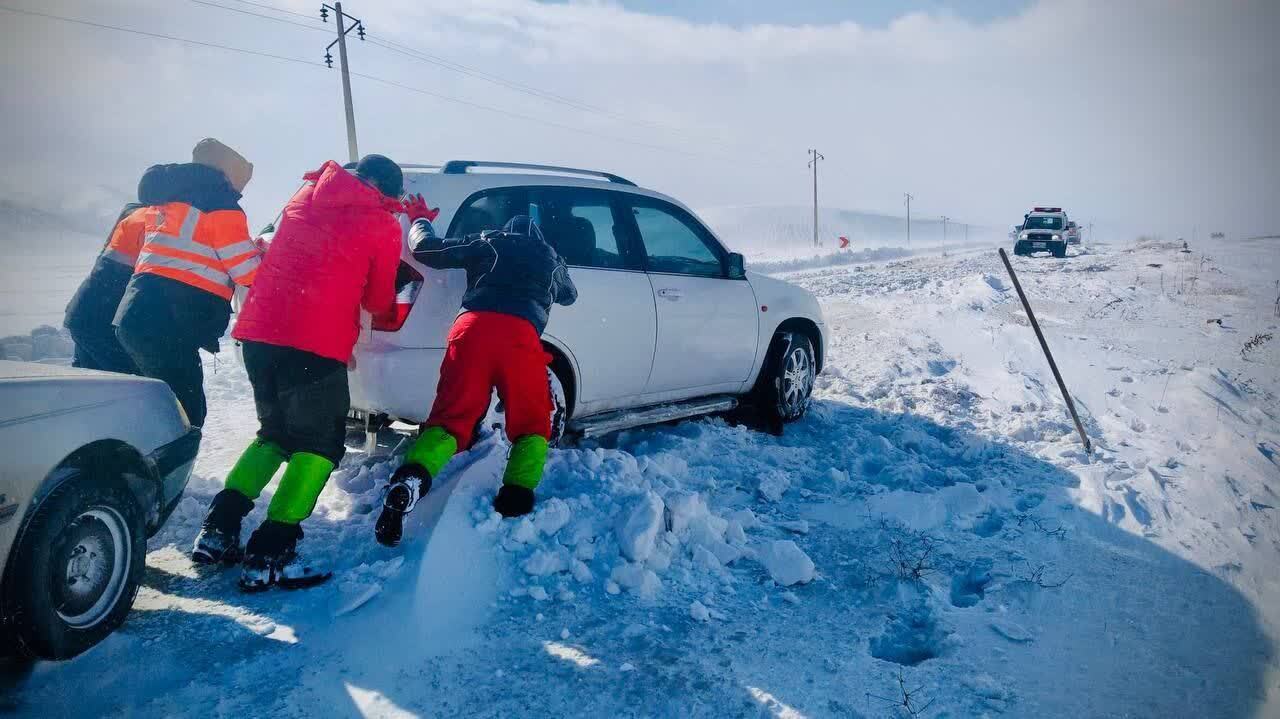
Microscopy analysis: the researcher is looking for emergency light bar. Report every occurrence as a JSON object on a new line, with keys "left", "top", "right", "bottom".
{"left": 1032, "top": 207, "right": 1063, "bottom": 213}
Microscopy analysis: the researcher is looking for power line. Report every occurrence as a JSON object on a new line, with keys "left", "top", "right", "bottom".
{"left": 1, "top": 3, "right": 765, "bottom": 166}
{"left": 349, "top": 70, "right": 713, "bottom": 159}
{"left": 184, "top": 0, "right": 328, "bottom": 34}
{"left": 366, "top": 36, "right": 751, "bottom": 151}
{"left": 0, "top": 4, "right": 322, "bottom": 67}
{"left": 192, "top": 0, "right": 749, "bottom": 151}
{"left": 220, "top": 0, "right": 318, "bottom": 21}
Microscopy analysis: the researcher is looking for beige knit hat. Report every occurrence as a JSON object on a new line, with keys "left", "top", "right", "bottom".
{"left": 192, "top": 138, "right": 253, "bottom": 193}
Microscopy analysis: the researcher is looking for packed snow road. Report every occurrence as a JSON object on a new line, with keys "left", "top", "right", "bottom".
{"left": 4, "top": 238, "right": 1278, "bottom": 718}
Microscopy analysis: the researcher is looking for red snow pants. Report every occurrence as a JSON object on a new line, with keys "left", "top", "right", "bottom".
{"left": 426, "top": 311, "right": 553, "bottom": 449}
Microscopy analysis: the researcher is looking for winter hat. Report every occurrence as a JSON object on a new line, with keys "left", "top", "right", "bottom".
{"left": 192, "top": 138, "right": 253, "bottom": 193}
{"left": 355, "top": 154, "right": 404, "bottom": 198}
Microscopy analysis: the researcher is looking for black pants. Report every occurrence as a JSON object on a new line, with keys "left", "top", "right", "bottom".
{"left": 241, "top": 341, "right": 349, "bottom": 465}
{"left": 69, "top": 324, "right": 140, "bottom": 375}
{"left": 116, "top": 325, "right": 207, "bottom": 427}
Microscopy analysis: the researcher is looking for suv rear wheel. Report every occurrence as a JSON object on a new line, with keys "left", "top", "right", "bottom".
{"left": 482, "top": 367, "right": 569, "bottom": 447}
{"left": 1, "top": 474, "right": 145, "bottom": 660}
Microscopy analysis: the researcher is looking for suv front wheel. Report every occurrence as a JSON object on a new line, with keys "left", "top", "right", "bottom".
{"left": 753, "top": 331, "right": 816, "bottom": 426}
{"left": 1, "top": 474, "right": 145, "bottom": 660}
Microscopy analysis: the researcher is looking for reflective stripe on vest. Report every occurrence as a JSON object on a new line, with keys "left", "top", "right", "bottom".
{"left": 218, "top": 238, "right": 260, "bottom": 260}
{"left": 136, "top": 206, "right": 236, "bottom": 299}
{"left": 135, "top": 250, "right": 236, "bottom": 292}
{"left": 227, "top": 254, "right": 261, "bottom": 281}
{"left": 102, "top": 247, "right": 136, "bottom": 266}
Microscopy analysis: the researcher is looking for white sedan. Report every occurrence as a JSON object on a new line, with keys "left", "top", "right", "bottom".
{"left": 0, "top": 361, "right": 199, "bottom": 660}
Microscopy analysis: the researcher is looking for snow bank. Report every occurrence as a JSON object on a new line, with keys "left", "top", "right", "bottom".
{"left": 1, "top": 324, "right": 74, "bottom": 363}
{"left": 754, "top": 540, "right": 816, "bottom": 586}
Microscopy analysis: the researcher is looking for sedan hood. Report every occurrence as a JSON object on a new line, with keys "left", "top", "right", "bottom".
{"left": 0, "top": 361, "right": 177, "bottom": 425}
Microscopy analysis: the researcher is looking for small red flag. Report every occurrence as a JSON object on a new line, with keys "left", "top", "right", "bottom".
{"left": 838, "top": 236, "right": 850, "bottom": 248}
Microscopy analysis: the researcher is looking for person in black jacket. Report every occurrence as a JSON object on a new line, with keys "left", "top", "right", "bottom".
{"left": 376, "top": 204, "right": 576, "bottom": 546}
{"left": 64, "top": 202, "right": 146, "bottom": 373}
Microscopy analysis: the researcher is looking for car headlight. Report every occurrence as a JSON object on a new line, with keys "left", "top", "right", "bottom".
{"left": 1051, "top": 234, "right": 1061, "bottom": 240}
{"left": 1019, "top": 232, "right": 1029, "bottom": 239}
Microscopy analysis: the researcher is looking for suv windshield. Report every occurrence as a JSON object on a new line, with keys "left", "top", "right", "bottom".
{"left": 1024, "top": 216, "right": 1064, "bottom": 231}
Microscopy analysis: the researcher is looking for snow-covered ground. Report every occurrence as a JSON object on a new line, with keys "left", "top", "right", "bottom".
{"left": 4, "top": 236, "right": 1279, "bottom": 718}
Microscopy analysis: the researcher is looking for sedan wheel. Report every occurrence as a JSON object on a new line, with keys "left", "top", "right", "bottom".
{"left": 1, "top": 477, "right": 145, "bottom": 660}
{"left": 53, "top": 507, "right": 132, "bottom": 629}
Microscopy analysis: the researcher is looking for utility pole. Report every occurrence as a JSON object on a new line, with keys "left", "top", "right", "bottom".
{"left": 904, "top": 192, "right": 913, "bottom": 247}
{"left": 808, "top": 149, "right": 824, "bottom": 248}
{"left": 965, "top": 223, "right": 969, "bottom": 243}
{"left": 321, "top": 2, "right": 366, "bottom": 164}
{"left": 941, "top": 215, "right": 950, "bottom": 244}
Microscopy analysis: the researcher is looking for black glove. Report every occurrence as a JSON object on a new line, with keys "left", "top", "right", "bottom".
{"left": 493, "top": 484, "right": 535, "bottom": 518}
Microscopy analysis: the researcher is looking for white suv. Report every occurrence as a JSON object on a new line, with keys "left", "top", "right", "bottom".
{"left": 341, "top": 161, "right": 826, "bottom": 442}
{"left": 1014, "top": 207, "right": 1071, "bottom": 258}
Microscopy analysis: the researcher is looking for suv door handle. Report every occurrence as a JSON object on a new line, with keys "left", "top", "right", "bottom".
{"left": 657, "top": 288, "right": 683, "bottom": 300}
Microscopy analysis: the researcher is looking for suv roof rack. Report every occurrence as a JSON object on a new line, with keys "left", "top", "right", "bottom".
{"left": 339, "top": 162, "right": 440, "bottom": 170}
{"left": 440, "top": 160, "right": 636, "bottom": 187}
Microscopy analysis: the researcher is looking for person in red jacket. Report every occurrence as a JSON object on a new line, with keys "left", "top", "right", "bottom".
{"left": 192, "top": 155, "right": 411, "bottom": 592}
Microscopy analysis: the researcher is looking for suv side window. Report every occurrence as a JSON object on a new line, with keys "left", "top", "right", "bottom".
{"left": 628, "top": 199, "right": 724, "bottom": 277}
{"left": 530, "top": 187, "right": 638, "bottom": 271}
{"left": 448, "top": 186, "right": 642, "bottom": 271}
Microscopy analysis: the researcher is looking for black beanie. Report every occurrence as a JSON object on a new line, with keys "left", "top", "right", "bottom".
{"left": 355, "top": 154, "right": 403, "bottom": 198}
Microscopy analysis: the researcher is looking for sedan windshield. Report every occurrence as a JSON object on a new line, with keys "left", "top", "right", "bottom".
{"left": 1024, "top": 216, "right": 1064, "bottom": 231}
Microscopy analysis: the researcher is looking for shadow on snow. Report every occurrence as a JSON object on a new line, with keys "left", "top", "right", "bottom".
{"left": 3, "top": 398, "right": 1273, "bottom": 718}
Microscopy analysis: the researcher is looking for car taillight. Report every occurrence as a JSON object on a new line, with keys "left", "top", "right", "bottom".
{"left": 371, "top": 262, "right": 423, "bottom": 332}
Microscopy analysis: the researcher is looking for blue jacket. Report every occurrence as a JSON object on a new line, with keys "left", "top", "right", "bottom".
{"left": 410, "top": 215, "right": 577, "bottom": 336}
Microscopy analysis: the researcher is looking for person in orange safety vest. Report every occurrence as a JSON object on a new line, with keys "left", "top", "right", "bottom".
{"left": 113, "top": 138, "right": 261, "bottom": 427}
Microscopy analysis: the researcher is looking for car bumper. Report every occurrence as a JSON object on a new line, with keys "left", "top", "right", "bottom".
{"left": 349, "top": 346, "right": 446, "bottom": 423}
{"left": 1015, "top": 240, "right": 1063, "bottom": 253}
{"left": 148, "top": 427, "right": 201, "bottom": 519}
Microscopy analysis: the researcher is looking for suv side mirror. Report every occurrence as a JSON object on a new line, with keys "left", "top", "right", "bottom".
{"left": 726, "top": 252, "right": 746, "bottom": 279}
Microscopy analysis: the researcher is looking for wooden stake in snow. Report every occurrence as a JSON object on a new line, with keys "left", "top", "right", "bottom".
{"left": 998, "top": 248, "right": 1093, "bottom": 454}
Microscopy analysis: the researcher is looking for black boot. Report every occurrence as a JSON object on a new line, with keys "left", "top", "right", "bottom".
{"left": 375, "top": 463, "right": 432, "bottom": 547}
{"left": 192, "top": 489, "right": 253, "bottom": 565}
{"left": 239, "top": 520, "right": 331, "bottom": 592}
{"left": 493, "top": 484, "right": 535, "bottom": 518}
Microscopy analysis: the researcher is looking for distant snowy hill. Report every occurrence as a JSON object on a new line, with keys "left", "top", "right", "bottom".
{"left": 698, "top": 204, "right": 1001, "bottom": 260}
{"left": 0, "top": 200, "right": 105, "bottom": 335}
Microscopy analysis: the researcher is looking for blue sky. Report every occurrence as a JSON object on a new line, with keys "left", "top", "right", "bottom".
{"left": 540, "top": 0, "right": 1033, "bottom": 27}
